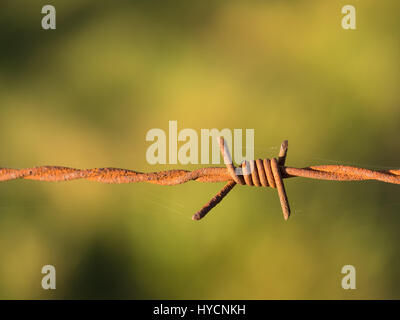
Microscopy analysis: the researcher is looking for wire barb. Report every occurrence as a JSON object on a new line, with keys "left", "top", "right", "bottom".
{"left": 0, "top": 139, "right": 399, "bottom": 221}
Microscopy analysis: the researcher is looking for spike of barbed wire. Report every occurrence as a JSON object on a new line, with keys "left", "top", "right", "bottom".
{"left": 0, "top": 139, "right": 399, "bottom": 221}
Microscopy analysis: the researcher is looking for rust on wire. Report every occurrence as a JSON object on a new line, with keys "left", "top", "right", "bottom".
{"left": 0, "top": 138, "right": 399, "bottom": 221}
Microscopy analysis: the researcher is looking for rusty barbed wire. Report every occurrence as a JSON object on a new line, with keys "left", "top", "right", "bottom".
{"left": 0, "top": 138, "right": 399, "bottom": 221}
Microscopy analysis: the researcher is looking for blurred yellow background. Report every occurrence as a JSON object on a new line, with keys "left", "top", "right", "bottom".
{"left": 0, "top": 0, "right": 399, "bottom": 299}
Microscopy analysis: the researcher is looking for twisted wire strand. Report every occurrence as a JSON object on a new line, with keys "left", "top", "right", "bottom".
{"left": 0, "top": 139, "right": 399, "bottom": 221}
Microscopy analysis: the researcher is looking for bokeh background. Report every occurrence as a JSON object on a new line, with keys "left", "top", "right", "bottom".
{"left": 0, "top": 0, "right": 399, "bottom": 299}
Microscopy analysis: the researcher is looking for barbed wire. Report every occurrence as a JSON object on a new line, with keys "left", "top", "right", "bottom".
{"left": 0, "top": 138, "right": 399, "bottom": 221}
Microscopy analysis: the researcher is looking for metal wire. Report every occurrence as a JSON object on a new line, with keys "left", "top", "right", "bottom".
{"left": 1, "top": 138, "right": 399, "bottom": 221}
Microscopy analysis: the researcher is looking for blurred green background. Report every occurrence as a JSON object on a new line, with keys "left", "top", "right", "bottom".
{"left": 0, "top": 0, "right": 399, "bottom": 299}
